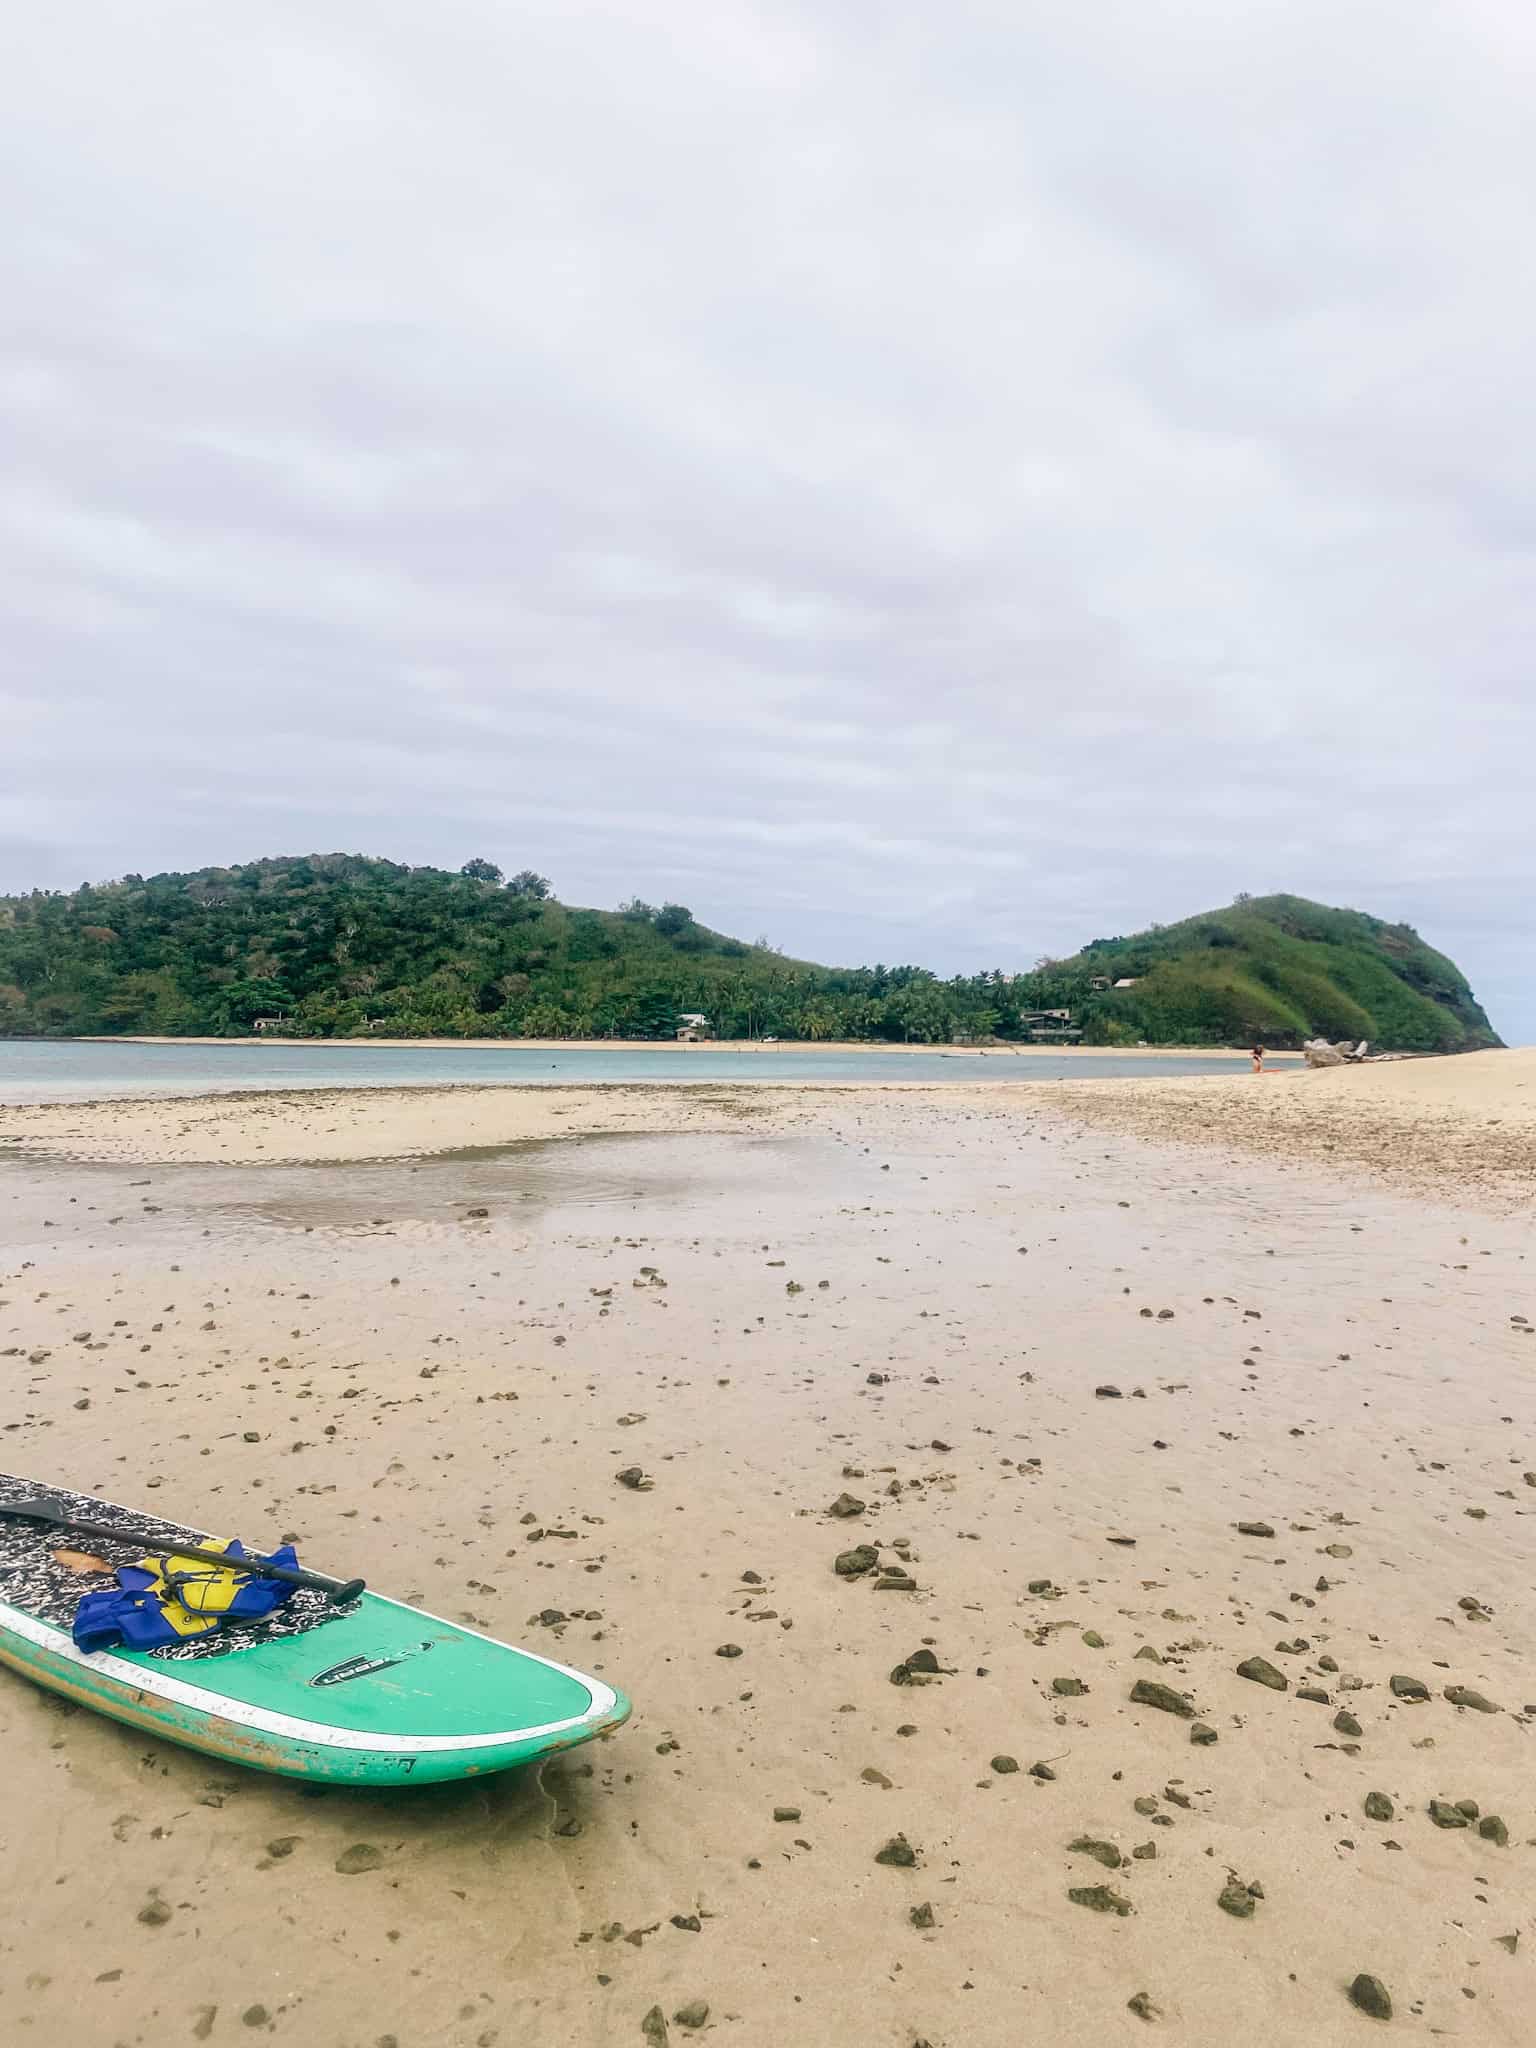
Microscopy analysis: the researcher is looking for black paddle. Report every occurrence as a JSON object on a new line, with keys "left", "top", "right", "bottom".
{"left": 0, "top": 1496, "right": 365, "bottom": 1605}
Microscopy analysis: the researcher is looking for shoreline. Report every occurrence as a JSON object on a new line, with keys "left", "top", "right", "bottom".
{"left": 27, "top": 1033, "right": 1272, "bottom": 1059}
{"left": 2, "top": 1048, "right": 1533, "bottom": 1207}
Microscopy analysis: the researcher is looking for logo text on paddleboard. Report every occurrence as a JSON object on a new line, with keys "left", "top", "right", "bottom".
{"left": 309, "top": 1642, "right": 433, "bottom": 1687}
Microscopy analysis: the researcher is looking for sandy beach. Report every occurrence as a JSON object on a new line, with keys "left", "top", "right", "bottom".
{"left": 2, "top": 1054, "right": 1533, "bottom": 2046}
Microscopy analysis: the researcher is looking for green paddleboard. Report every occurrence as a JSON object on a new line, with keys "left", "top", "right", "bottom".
{"left": 0, "top": 1475, "right": 630, "bottom": 1785}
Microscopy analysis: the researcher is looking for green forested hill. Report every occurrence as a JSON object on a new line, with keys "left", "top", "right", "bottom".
{"left": 1045, "top": 894, "right": 1500, "bottom": 1052}
{"left": 0, "top": 861, "right": 1501, "bottom": 1050}
{"left": 0, "top": 855, "right": 960, "bottom": 1041}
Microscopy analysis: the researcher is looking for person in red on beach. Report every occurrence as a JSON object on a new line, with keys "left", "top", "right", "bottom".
{"left": 1251, "top": 1044, "right": 1265, "bottom": 1074}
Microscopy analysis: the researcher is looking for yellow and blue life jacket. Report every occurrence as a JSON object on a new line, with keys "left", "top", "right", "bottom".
{"left": 72, "top": 1538, "right": 298, "bottom": 1653}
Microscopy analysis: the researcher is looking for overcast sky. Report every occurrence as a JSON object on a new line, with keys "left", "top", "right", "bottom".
{"left": 3, "top": 3, "right": 1532, "bottom": 1040}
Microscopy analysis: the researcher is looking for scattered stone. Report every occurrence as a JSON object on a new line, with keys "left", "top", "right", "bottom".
{"left": 909, "top": 1901, "right": 936, "bottom": 1930}
{"left": 715, "top": 1644, "right": 743, "bottom": 1659}
{"left": 673, "top": 2001, "right": 709, "bottom": 2031}
{"left": 1388, "top": 1675, "right": 1429, "bottom": 1701}
{"left": 1190, "top": 1722, "right": 1218, "bottom": 1746}
{"left": 1052, "top": 1677, "right": 1088, "bottom": 1697}
{"left": 1297, "top": 1686, "right": 1331, "bottom": 1705}
{"left": 1127, "top": 1991, "right": 1161, "bottom": 2022}
{"left": 1334, "top": 1710, "right": 1364, "bottom": 1738}
{"left": 990, "top": 1754, "right": 1019, "bottom": 1774}
{"left": 1130, "top": 1678, "right": 1195, "bottom": 1719}
{"left": 1237, "top": 1656, "right": 1288, "bottom": 1691}
{"left": 334, "top": 1844, "right": 384, "bottom": 1874}
{"left": 1068, "top": 1836, "right": 1122, "bottom": 1869}
{"left": 1428, "top": 1799, "right": 1469, "bottom": 1829}
{"left": 1094, "top": 1385, "right": 1124, "bottom": 1399}
{"left": 265, "top": 1835, "right": 300, "bottom": 1859}
{"left": 1069, "top": 1884, "right": 1132, "bottom": 1915}
{"left": 828, "top": 1492, "right": 866, "bottom": 1518}
{"left": 136, "top": 1895, "right": 172, "bottom": 1926}
{"left": 1348, "top": 1974, "right": 1393, "bottom": 2021}
{"left": 1478, "top": 1815, "right": 1509, "bottom": 1847}
{"left": 891, "top": 1648, "right": 941, "bottom": 1685}
{"left": 1029, "top": 1762, "right": 1057, "bottom": 1781}
{"left": 773, "top": 1806, "right": 802, "bottom": 1823}
{"left": 1364, "top": 1792, "right": 1394, "bottom": 1822}
{"left": 1237, "top": 1521, "right": 1275, "bottom": 1538}
{"left": 641, "top": 2006, "right": 669, "bottom": 2046}
{"left": 616, "top": 1467, "right": 653, "bottom": 1491}
{"left": 834, "top": 1544, "right": 879, "bottom": 1577}
{"left": 1445, "top": 1685, "right": 1499, "bottom": 1713}
{"left": 875, "top": 1834, "right": 918, "bottom": 1868}
{"left": 1217, "top": 1878, "right": 1261, "bottom": 1918}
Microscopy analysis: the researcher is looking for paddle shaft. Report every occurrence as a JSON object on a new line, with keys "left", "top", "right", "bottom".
{"left": 0, "top": 1498, "right": 365, "bottom": 1605}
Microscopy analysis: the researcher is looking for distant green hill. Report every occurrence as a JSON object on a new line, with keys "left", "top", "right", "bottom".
{"left": 0, "top": 854, "right": 934, "bottom": 1042}
{"left": 1047, "top": 894, "right": 1500, "bottom": 1052}
{"left": 0, "top": 861, "right": 1500, "bottom": 1050}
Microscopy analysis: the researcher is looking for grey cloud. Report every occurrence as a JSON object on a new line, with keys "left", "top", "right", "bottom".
{"left": 1, "top": 1, "right": 1531, "bottom": 1037}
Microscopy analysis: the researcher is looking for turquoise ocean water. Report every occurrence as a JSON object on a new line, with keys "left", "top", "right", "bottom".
{"left": 0, "top": 1040, "right": 1298, "bottom": 1104}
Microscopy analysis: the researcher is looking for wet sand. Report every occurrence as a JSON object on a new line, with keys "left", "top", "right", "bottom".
{"left": 1, "top": 1070, "right": 1533, "bottom": 2046}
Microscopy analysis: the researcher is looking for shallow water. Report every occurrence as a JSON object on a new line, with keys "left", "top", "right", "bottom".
{"left": 0, "top": 1037, "right": 1298, "bottom": 1103}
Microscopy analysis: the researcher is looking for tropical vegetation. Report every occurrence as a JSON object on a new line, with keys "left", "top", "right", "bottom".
{"left": 0, "top": 859, "right": 1500, "bottom": 1051}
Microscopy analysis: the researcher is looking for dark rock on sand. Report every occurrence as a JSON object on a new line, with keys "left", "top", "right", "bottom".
{"left": 1348, "top": 1974, "right": 1393, "bottom": 2021}
{"left": 875, "top": 1834, "right": 918, "bottom": 1867}
{"left": 1127, "top": 1991, "right": 1161, "bottom": 2021}
{"left": 1334, "top": 1709, "right": 1364, "bottom": 1738}
{"left": 1427, "top": 1799, "right": 1468, "bottom": 1829}
{"left": 1364, "top": 1792, "right": 1394, "bottom": 1822}
{"left": 1190, "top": 1721, "right": 1218, "bottom": 1745}
{"left": 1388, "top": 1675, "right": 1429, "bottom": 1701}
{"left": 1237, "top": 1656, "right": 1288, "bottom": 1691}
{"left": 1068, "top": 1885, "right": 1133, "bottom": 1915}
{"left": 891, "top": 1648, "right": 941, "bottom": 1685}
{"left": 1052, "top": 1676, "right": 1088, "bottom": 1697}
{"left": 1236, "top": 1521, "right": 1276, "bottom": 1538}
{"left": 334, "top": 1844, "right": 384, "bottom": 1874}
{"left": 828, "top": 1492, "right": 866, "bottom": 1518}
{"left": 673, "top": 2002, "right": 709, "bottom": 2031}
{"left": 1068, "top": 1836, "right": 1122, "bottom": 1869}
{"left": 909, "top": 1902, "right": 936, "bottom": 1929}
{"left": 1445, "top": 1685, "right": 1499, "bottom": 1713}
{"left": 991, "top": 1754, "right": 1020, "bottom": 1774}
{"left": 1217, "top": 1878, "right": 1261, "bottom": 1918}
{"left": 1130, "top": 1678, "right": 1195, "bottom": 1718}
{"left": 834, "top": 1544, "right": 879, "bottom": 1577}
{"left": 1478, "top": 1815, "right": 1509, "bottom": 1846}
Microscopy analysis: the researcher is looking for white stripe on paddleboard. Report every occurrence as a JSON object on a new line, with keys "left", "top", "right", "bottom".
{"left": 0, "top": 1595, "right": 619, "bottom": 1756}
